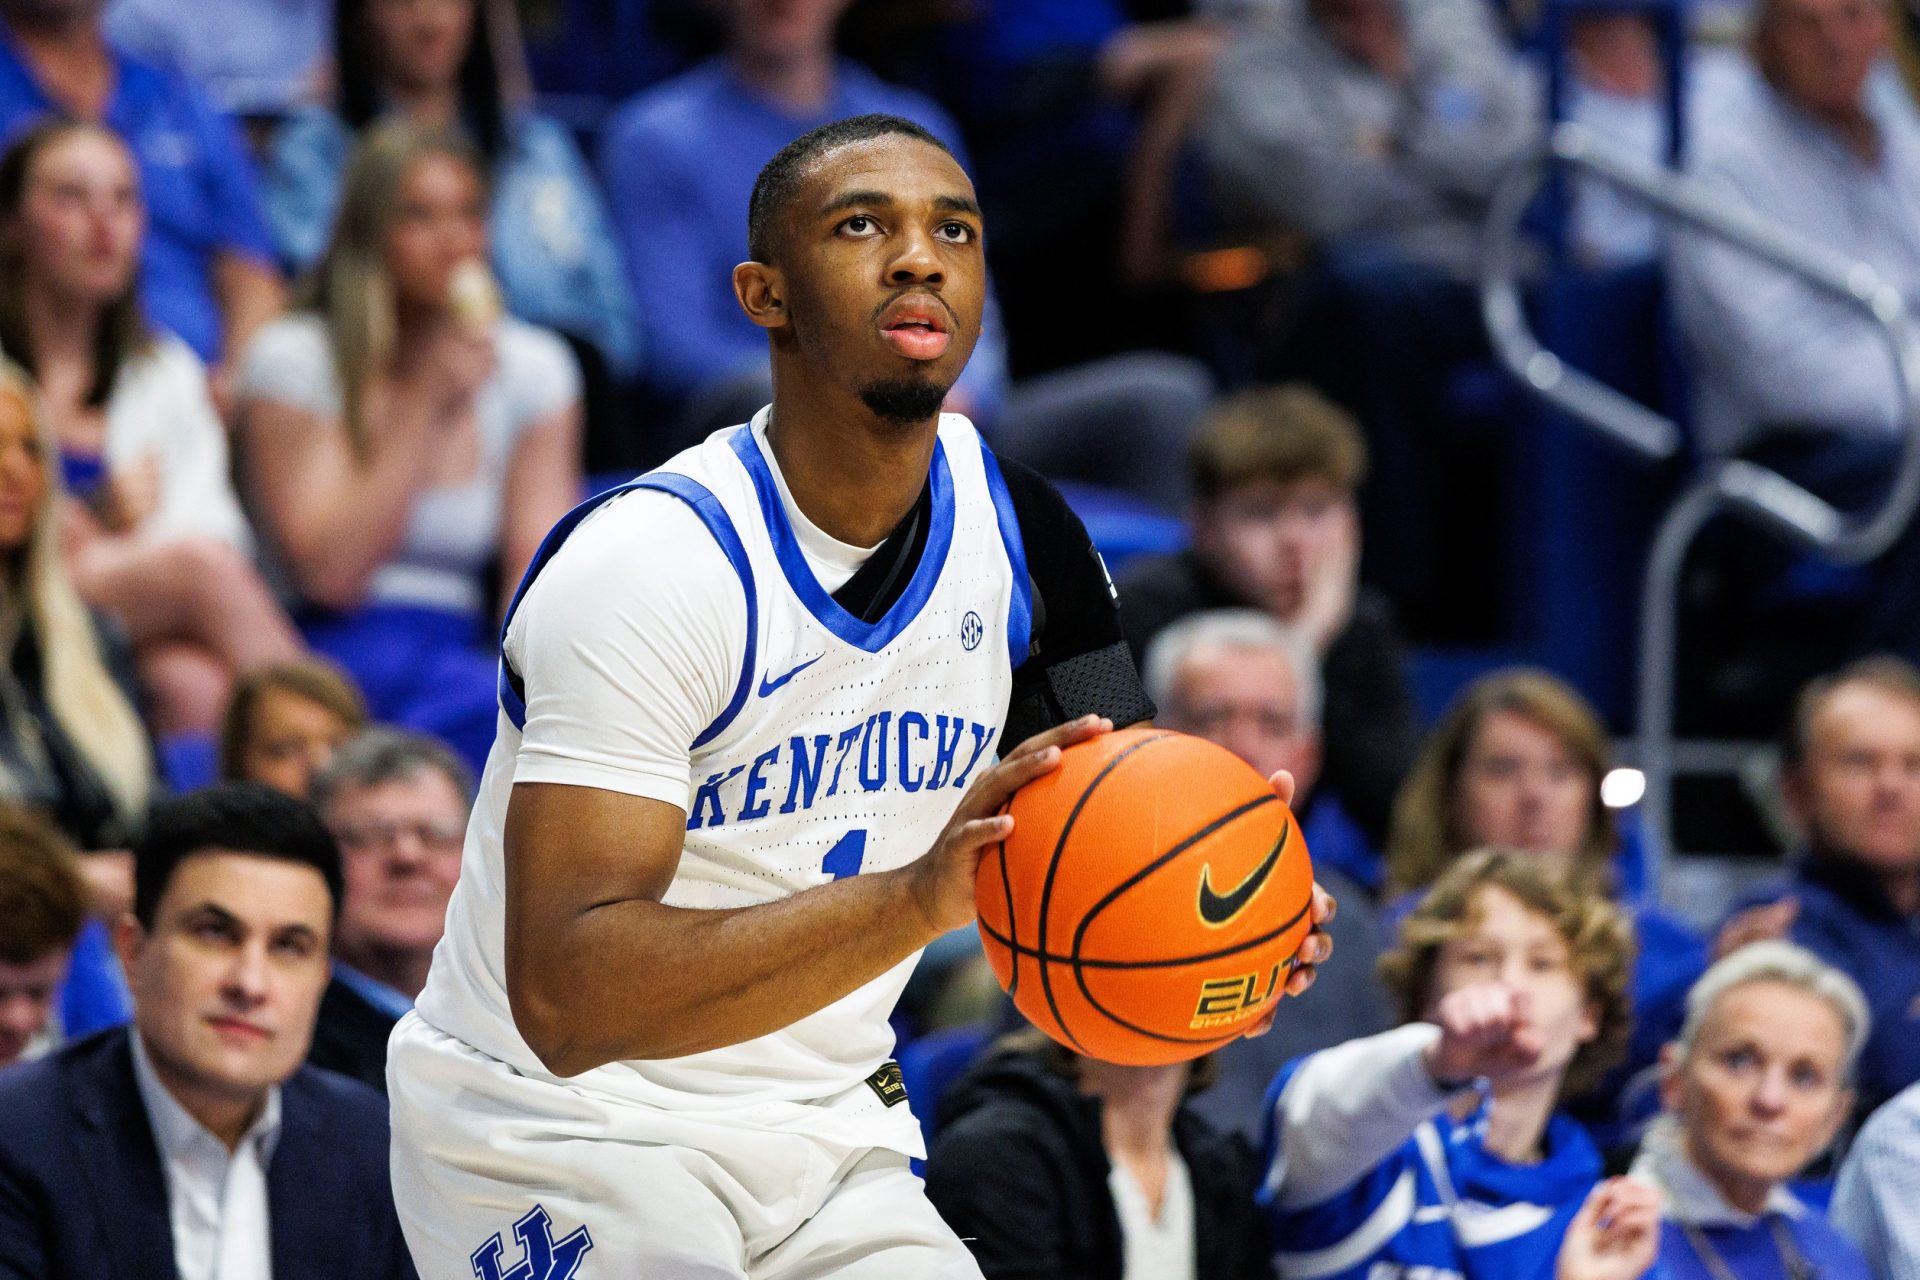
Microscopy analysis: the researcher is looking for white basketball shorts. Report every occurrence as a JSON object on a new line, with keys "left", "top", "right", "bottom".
{"left": 386, "top": 1011, "right": 985, "bottom": 1280}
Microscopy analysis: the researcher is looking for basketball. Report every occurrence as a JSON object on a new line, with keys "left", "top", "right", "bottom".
{"left": 975, "top": 726, "right": 1316, "bottom": 1066}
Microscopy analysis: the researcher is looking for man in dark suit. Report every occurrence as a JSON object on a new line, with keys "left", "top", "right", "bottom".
{"left": 0, "top": 784, "right": 414, "bottom": 1279}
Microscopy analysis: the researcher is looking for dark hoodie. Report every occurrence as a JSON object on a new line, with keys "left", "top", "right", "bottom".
{"left": 925, "top": 1043, "right": 1276, "bottom": 1280}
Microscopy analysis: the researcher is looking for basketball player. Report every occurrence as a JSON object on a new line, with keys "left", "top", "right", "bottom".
{"left": 387, "top": 113, "right": 1335, "bottom": 1278}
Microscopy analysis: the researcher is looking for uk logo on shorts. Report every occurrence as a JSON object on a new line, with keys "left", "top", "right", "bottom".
{"left": 961, "top": 610, "right": 984, "bottom": 651}
{"left": 470, "top": 1205, "right": 594, "bottom": 1280}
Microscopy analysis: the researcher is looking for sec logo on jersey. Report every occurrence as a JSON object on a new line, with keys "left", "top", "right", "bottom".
{"left": 961, "top": 610, "right": 984, "bottom": 650}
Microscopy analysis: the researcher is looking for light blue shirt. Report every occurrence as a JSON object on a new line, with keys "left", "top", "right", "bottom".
{"left": 1832, "top": 1082, "right": 1920, "bottom": 1280}
{"left": 265, "top": 108, "right": 641, "bottom": 377}
{"left": 1667, "top": 63, "right": 1920, "bottom": 454}
{"left": 104, "top": 0, "right": 329, "bottom": 118}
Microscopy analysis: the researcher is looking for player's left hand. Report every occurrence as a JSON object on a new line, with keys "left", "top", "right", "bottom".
{"left": 1242, "top": 769, "right": 1335, "bottom": 1038}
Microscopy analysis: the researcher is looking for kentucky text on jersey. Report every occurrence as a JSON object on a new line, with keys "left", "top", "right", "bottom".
{"left": 686, "top": 710, "right": 999, "bottom": 830}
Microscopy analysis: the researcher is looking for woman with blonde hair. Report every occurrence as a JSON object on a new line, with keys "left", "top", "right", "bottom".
{"left": 1387, "top": 669, "right": 1707, "bottom": 1123}
{"left": 236, "top": 119, "right": 581, "bottom": 771}
{"left": 0, "top": 361, "right": 152, "bottom": 852}
{"left": 0, "top": 120, "right": 303, "bottom": 734}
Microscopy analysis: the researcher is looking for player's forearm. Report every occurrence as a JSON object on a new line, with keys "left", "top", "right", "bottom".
{"left": 508, "top": 867, "right": 944, "bottom": 1075}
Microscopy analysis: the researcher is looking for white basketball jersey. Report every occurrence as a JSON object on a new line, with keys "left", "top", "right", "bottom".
{"left": 414, "top": 411, "right": 1029, "bottom": 1156}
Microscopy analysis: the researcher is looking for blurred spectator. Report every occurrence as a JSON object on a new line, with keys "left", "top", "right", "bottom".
{"left": 265, "top": 0, "right": 638, "bottom": 378}
{"left": 0, "top": 0, "right": 285, "bottom": 371}
{"left": 1559, "top": 942, "right": 1873, "bottom": 1280}
{"left": 1832, "top": 1079, "right": 1920, "bottom": 1280}
{"left": 1259, "top": 850, "right": 1632, "bottom": 1279}
{"left": 1202, "top": 0, "right": 1536, "bottom": 277}
{"left": 925, "top": 1028, "right": 1276, "bottom": 1280}
{"left": 218, "top": 657, "right": 368, "bottom": 800}
{"left": 103, "top": 0, "right": 330, "bottom": 120}
{"left": 597, "top": 1, "right": 1213, "bottom": 500}
{"left": 1718, "top": 656, "right": 1920, "bottom": 1119}
{"left": 1669, "top": 0, "right": 1920, "bottom": 457}
{"left": 1143, "top": 608, "right": 1392, "bottom": 1140}
{"left": 1120, "top": 385, "right": 1419, "bottom": 854}
{"left": 926, "top": 1, "right": 1227, "bottom": 299}
{"left": 0, "top": 804, "right": 86, "bottom": 1068}
{"left": 237, "top": 121, "right": 581, "bottom": 772}
{"left": 0, "top": 120, "right": 302, "bottom": 734}
{"left": 0, "top": 360, "right": 153, "bottom": 854}
{"left": 1201, "top": 0, "right": 1537, "bottom": 632}
{"left": 1388, "top": 669, "right": 1707, "bottom": 1117}
{"left": 307, "top": 727, "right": 469, "bottom": 1091}
{"left": 0, "top": 784, "right": 414, "bottom": 1278}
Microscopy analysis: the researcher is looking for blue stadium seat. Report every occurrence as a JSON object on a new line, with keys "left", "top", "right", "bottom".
{"left": 158, "top": 732, "right": 220, "bottom": 793}
{"left": 1053, "top": 481, "right": 1186, "bottom": 577}
{"left": 898, "top": 1021, "right": 992, "bottom": 1151}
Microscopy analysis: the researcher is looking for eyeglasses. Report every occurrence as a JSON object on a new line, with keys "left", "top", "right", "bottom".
{"left": 332, "top": 819, "right": 465, "bottom": 853}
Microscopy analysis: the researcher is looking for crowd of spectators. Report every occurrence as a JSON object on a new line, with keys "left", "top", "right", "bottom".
{"left": 2, "top": 0, "right": 1920, "bottom": 1277}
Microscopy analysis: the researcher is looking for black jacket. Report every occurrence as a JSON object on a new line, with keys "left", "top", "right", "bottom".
{"left": 0, "top": 1028, "right": 415, "bottom": 1279}
{"left": 1117, "top": 550, "right": 1419, "bottom": 850}
{"left": 307, "top": 974, "right": 401, "bottom": 1094}
{"left": 925, "top": 1044, "right": 1276, "bottom": 1280}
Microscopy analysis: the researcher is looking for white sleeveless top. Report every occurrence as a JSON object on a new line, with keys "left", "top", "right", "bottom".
{"left": 414, "top": 410, "right": 1029, "bottom": 1155}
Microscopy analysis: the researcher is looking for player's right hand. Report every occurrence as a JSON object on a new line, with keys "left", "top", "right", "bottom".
{"left": 1422, "top": 982, "right": 1543, "bottom": 1087}
{"left": 903, "top": 714, "right": 1113, "bottom": 937}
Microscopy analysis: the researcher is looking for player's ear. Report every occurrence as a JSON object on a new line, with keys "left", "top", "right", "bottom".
{"left": 734, "top": 260, "right": 789, "bottom": 331}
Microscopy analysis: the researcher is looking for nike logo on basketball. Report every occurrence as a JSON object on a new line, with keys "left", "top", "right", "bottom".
{"left": 758, "top": 655, "right": 822, "bottom": 697}
{"left": 1197, "top": 835, "right": 1284, "bottom": 926}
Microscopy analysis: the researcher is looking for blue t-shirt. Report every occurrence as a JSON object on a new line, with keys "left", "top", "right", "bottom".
{"left": 0, "top": 31, "right": 276, "bottom": 363}
{"left": 596, "top": 57, "right": 1010, "bottom": 420}
{"left": 1260, "top": 1065, "right": 1602, "bottom": 1280}
{"left": 1728, "top": 854, "right": 1920, "bottom": 1117}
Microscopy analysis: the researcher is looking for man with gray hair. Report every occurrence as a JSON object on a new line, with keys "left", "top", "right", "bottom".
{"left": 1146, "top": 608, "right": 1392, "bottom": 1139}
{"left": 307, "top": 727, "right": 473, "bottom": 1091}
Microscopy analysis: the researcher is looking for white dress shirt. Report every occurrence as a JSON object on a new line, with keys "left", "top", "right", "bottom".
{"left": 130, "top": 1033, "right": 281, "bottom": 1280}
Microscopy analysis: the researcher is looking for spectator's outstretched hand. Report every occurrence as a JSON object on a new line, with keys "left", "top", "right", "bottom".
{"left": 1557, "top": 1178, "right": 1662, "bottom": 1280}
{"left": 1423, "top": 982, "right": 1544, "bottom": 1086}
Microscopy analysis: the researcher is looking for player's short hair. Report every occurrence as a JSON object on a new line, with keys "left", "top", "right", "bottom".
{"left": 0, "top": 805, "right": 87, "bottom": 965}
{"left": 1782, "top": 653, "right": 1920, "bottom": 771}
{"left": 311, "top": 726, "right": 475, "bottom": 815}
{"left": 747, "top": 113, "right": 956, "bottom": 264}
{"left": 1143, "top": 609, "right": 1323, "bottom": 731}
{"left": 1672, "top": 941, "right": 1870, "bottom": 1083}
{"left": 1378, "top": 849, "right": 1636, "bottom": 1100}
{"left": 133, "top": 784, "right": 343, "bottom": 927}
{"left": 1189, "top": 384, "right": 1369, "bottom": 503}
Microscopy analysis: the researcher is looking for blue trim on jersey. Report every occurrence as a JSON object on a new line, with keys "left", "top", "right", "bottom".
{"left": 727, "top": 424, "right": 954, "bottom": 654}
{"left": 976, "top": 443, "right": 1032, "bottom": 664}
{"left": 495, "top": 473, "right": 758, "bottom": 751}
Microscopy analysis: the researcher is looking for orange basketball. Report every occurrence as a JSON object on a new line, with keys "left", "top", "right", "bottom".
{"left": 975, "top": 726, "right": 1316, "bottom": 1066}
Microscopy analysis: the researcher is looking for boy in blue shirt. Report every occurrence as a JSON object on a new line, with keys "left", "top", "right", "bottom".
{"left": 1260, "top": 850, "right": 1634, "bottom": 1280}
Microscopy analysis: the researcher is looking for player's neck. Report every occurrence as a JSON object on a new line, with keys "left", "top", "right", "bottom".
{"left": 764, "top": 386, "right": 936, "bottom": 549}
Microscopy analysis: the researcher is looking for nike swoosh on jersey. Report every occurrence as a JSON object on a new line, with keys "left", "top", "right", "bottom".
{"left": 1196, "top": 827, "right": 1286, "bottom": 926}
{"left": 758, "top": 654, "right": 823, "bottom": 698}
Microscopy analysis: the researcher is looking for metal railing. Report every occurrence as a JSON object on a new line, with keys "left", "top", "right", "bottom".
{"left": 1480, "top": 121, "right": 1920, "bottom": 897}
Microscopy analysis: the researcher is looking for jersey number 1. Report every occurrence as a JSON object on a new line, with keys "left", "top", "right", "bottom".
{"left": 823, "top": 828, "right": 867, "bottom": 880}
